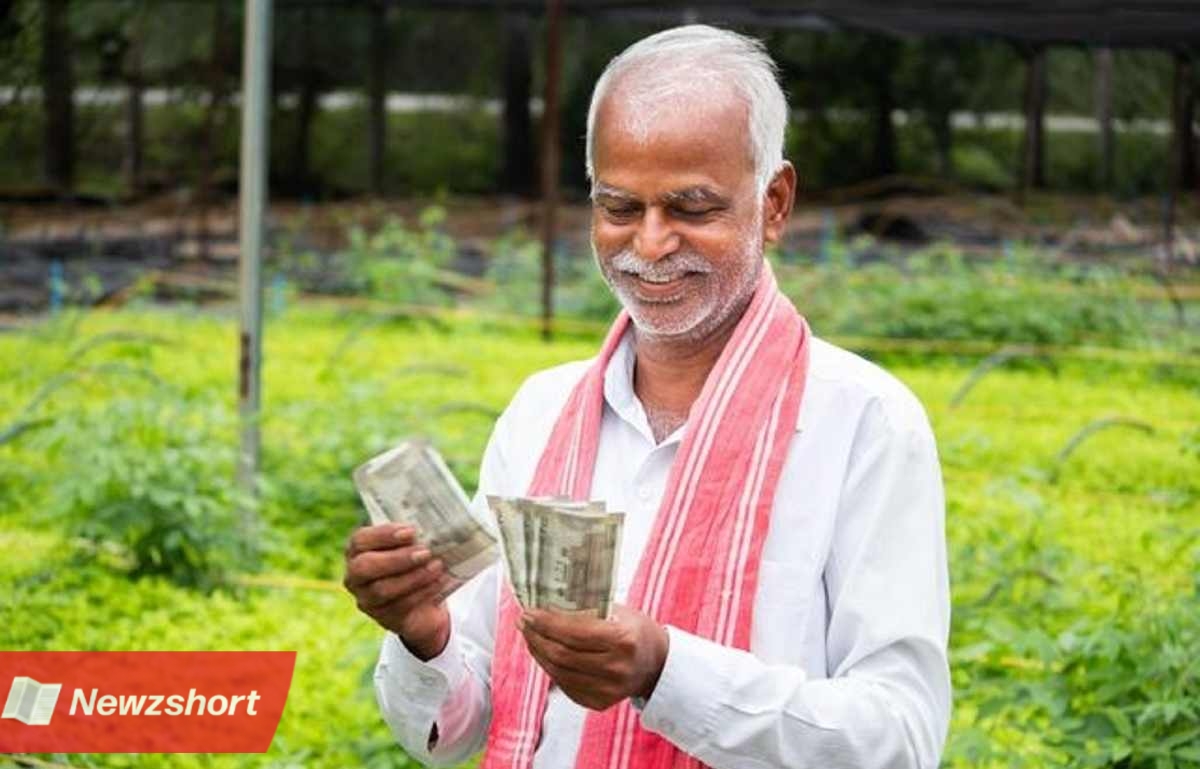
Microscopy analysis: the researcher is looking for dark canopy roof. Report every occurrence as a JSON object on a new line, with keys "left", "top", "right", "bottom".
{"left": 352, "top": 0, "right": 1200, "bottom": 49}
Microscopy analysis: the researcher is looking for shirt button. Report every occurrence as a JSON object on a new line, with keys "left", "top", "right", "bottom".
{"left": 419, "top": 673, "right": 438, "bottom": 687}
{"left": 637, "top": 484, "right": 653, "bottom": 502}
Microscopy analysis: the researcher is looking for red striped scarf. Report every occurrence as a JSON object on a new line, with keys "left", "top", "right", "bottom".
{"left": 481, "top": 262, "right": 811, "bottom": 769}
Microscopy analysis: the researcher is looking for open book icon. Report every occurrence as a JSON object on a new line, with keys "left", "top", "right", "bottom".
{"left": 3, "top": 676, "right": 62, "bottom": 726}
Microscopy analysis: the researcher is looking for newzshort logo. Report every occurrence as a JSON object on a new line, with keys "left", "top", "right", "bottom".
{"left": 2, "top": 675, "right": 264, "bottom": 726}
{"left": 4, "top": 677, "right": 62, "bottom": 726}
{"left": 0, "top": 651, "right": 294, "bottom": 753}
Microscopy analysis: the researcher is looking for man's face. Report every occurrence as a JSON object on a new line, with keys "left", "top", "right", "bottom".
{"left": 589, "top": 86, "right": 766, "bottom": 343}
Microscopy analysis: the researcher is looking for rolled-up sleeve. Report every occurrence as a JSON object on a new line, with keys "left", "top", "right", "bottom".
{"left": 640, "top": 400, "right": 951, "bottom": 769}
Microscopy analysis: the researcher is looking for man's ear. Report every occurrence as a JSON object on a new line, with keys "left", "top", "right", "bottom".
{"left": 762, "top": 161, "right": 797, "bottom": 246}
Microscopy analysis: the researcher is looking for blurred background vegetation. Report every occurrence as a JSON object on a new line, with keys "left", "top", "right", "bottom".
{"left": 0, "top": 2, "right": 1194, "bottom": 199}
{"left": 1, "top": 2, "right": 1198, "bottom": 769}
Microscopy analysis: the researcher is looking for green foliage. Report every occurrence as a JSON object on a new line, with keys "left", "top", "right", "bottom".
{"left": 309, "top": 107, "right": 501, "bottom": 196}
{"left": 951, "top": 522, "right": 1200, "bottom": 769}
{"left": 951, "top": 144, "right": 1015, "bottom": 190}
{"left": 778, "top": 243, "right": 1166, "bottom": 348}
{"left": 275, "top": 208, "right": 461, "bottom": 303}
{"left": 1, "top": 307, "right": 1197, "bottom": 769}
{"left": 482, "top": 229, "right": 619, "bottom": 321}
{"left": 342, "top": 208, "right": 457, "bottom": 304}
{"left": 45, "top": 397, "right": 257, "bottom": 589}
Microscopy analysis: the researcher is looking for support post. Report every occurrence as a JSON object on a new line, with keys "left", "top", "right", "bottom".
{"left": 237, "top": 0, "right": 273, "bottom": 510}
{"left": 1164, "top": 53, "right": 1191, "bottom": 270}
{"left": 1018, "top": 45, "right": 1047, "bottom": 202}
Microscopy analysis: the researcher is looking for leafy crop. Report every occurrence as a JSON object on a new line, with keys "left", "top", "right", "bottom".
{"left": 0, "top": 305, "right": 1196, "bottom": 769}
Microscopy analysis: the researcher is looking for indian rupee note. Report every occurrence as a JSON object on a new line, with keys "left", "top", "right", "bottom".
{"left": 533, "top": 504, "right": 623, "bottom": 617}
{"left": 488, "top": 495, "right": 529, "bottom": 606}
{"left": 353, "top": 441, "right": 498, "bottom": 592}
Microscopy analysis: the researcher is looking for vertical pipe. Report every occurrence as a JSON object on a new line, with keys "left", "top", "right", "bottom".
{"left": 539, "top": 0, "right": 564, "bottom": 342}
{"left": 238, "top": 0, "right": 273, "bottom": 507}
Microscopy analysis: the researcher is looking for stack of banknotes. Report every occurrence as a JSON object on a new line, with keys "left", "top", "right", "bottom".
{"left": 353, "top": 441, "right": 624, "bottom": 617}
{"left": 487, "top": 496, "right": 624, "bottom": 618}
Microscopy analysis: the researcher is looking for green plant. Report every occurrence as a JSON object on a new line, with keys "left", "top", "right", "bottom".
{"left": 341, "top": 208, "right": 458, "bottom": 305}
{"left": 47, "top": 398, "right": 258, "bottom": 588}
{"left": 778, "top": 242, "right": 1161, "bottom": 348}
{"left": 2, "top": 307, "right": 1196, "bottom": 768}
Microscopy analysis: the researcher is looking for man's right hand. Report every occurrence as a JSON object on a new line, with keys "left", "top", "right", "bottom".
{"left": 343, "top": 523, "right": 452, "bottom": 660}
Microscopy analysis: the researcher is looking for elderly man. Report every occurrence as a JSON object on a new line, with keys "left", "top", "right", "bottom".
{"left": 344, "top": 24, "right": 950, "bottom": 769}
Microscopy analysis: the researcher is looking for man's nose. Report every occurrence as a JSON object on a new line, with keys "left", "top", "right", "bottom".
{"left": 633, "top": 208, "right": 680, "bottom": 262}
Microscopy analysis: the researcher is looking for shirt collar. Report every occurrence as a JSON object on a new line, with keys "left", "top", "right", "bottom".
{"left": 602, "top": 327, "right": 687, "bottom": 447}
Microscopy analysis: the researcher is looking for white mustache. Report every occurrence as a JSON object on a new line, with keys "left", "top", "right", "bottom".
{"left": 608, "top": 248, "right": 713, "bottom": 282}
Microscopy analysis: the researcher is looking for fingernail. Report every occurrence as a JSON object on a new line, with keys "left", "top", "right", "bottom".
{"left": 425, "top": 559, "right": 443, "bottom": 574}
{"left": 394, "top": 525, "right": 415, "bottom": 539}
{"left": 412, "top": 548, "right": 431, "bottom": 563}
{"left": 516, "top": 615, "right": 527, "bottom": 631}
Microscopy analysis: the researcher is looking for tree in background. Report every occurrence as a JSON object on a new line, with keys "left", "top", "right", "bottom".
{"left": 500, "top": 10, "right": 534, "bottom": 197}
{"left": 39, "top": 0, "right": 73, "bottom": 193}
{"left": 0, "top": 2, "right": 1188, "bottom": 201}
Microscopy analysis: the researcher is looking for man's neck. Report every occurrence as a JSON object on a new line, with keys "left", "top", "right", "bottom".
{"left": 631, "top": 297, "right": 751, "bottom": 442}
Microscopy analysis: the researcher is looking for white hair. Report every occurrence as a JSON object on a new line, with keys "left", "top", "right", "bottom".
{"left": 584, "top": 24, "right": 788, "bottom": 197}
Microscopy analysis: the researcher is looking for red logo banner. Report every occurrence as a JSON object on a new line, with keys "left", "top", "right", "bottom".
{"left": 0, "top": 652, "right": 296, "bottom": 753}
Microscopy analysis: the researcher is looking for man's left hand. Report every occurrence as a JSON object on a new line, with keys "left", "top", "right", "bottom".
{"left": 519, "top": 604, "right": 669, "bottom": 711}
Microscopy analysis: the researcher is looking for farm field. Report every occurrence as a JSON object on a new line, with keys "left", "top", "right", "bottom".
{"left": 1, "top": 303, "right": 1197, "bottom": 769}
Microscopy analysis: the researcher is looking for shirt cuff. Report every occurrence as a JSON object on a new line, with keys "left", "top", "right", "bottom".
{"left": 375, "top": 627, "right": 467, "bottom": 751}
{"left": 637, "top": 626, "right": 728, "bottom": 753}
{"left": 382, "top": 627, "right": 468, "bottom": 694}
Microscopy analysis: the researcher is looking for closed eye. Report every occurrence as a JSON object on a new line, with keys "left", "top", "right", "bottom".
{"left": 601, "top": 205, "right": 641, "bottom": 221}
{"left": 673, "top": 207, "right": 719, "bottom": 219}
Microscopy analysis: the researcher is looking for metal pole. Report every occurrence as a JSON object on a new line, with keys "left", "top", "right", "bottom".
{"left": 539, "top": 0, "right": 564, "bottom": 342}
{"left": 237, "top": 0, "right": 272, "bottom": 509}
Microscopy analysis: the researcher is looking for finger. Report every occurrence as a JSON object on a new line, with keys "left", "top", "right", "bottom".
{"left": 344, "top": 545, "right": 433, "bottom": 587}
{"left": 346, "top": 523, "right": 418, "bottom": 557}
{"left": 430, "top": 574, "right": 464, "bottom": 605}
{"left": 388, "top": 570, "right": 453, "bottom": 615}
{"left": 523, "top": 644, "right": 616, "bottom": 710}
{"left": 357, "top": 559, "right": 445, "bottom": 609}
{"left": 521, "top": 624, "right": 610, "bottom": 676}
{"left": 522, "top": 609, "right": 614, "bottom": 653}
{"left": 524, "top": 633, "right": 607, "bottom": 683}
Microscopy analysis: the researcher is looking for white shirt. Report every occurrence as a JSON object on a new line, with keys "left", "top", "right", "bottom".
{"left": 374, "top": 331, "right": 951, "bottom": 769}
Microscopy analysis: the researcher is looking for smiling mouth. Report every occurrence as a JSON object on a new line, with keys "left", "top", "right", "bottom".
{"left": 623, "top": 272, "right": 700, "bottom": 302}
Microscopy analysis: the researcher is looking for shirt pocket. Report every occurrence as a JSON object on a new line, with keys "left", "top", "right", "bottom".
{"left": 750, "top": 558, "right": 815, "bottom": 666}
